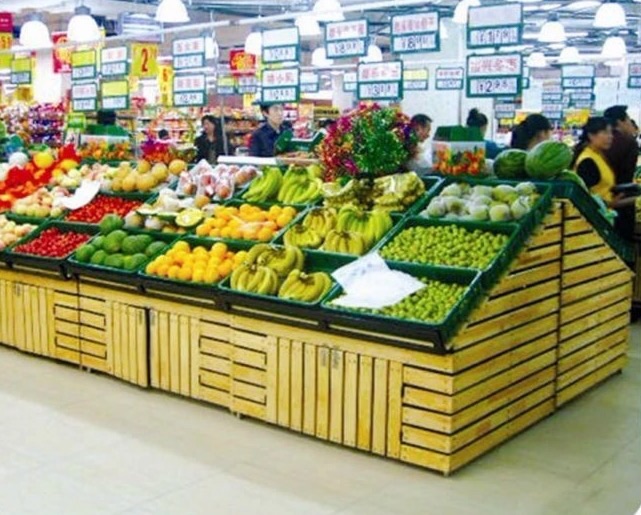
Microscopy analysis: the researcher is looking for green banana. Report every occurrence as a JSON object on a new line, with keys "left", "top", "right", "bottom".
{"left": 245, "top": 243, "right": 274, "bottom": 265}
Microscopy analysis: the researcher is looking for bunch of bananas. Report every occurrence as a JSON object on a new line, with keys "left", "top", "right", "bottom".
{"left": 277, "top": 166, "right": 323, "bottom": 205}
{"left": 336, "top": 206, "right": 394, "bottom": 248}
{"left": 242, "top": 167, "right": 283, "bottom": 203}
{"left": 283, "top": 224, "right": 323, "bottom": 249}
{"left": 254, "top": 245, "right": 304, "bottom": 278}
{"left": 302, "top": 207, "right": 337, "bottom": 237}
{"left": 321, "top": 230, "right": 367, "bottom": 255}
{"left": 230, "top": 264, "right": 280, "bottom": 295}
{"left": 278, "top": 270, "right": 333, "bottom": 303}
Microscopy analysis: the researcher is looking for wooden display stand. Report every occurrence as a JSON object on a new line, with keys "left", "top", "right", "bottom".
{"left": 0, "top": 201, "right": 633, "bottom": 475}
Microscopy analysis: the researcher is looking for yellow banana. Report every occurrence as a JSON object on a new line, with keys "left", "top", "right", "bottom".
{"left": 246, "top": 243, "right": 274, "bottom": 265}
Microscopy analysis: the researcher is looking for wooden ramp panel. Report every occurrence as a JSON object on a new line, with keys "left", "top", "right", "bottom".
{"left": 557, "top": 202, "right": 632, "bottom": 407}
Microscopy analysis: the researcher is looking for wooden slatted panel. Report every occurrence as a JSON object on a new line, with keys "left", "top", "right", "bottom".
{"left": 230, "top": 328, "right": 268, "bottom": 419}
{"left": 557, "top": 356, "right": 627, "bottom": 407}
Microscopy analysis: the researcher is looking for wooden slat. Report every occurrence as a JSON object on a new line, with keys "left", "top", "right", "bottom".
{"left": 190, "top": 317, "right": 200, "bottom": 399}
{"left": 56, "top": 333, "right": 79, "bottom": 351}
{"left": 557, "top": 342, "right": 628, "bottom": 391}
{"left": 168, "top": 313, "right": 180, "bottom": 392}
{"left": 492, "top": 262, "right": 561, "bottom": 297}
{"left": 200, "top": 369, "right": 230, "bottom": 391}
{"left": 137, "top": 307, "right": 148, "bottom": 387}
{"left": 563, "top": 245, "right": 616, "bottom": 271}
{"left": 55, "top": 319, "right": 79, "bottom": 338}
{"left": 233, "top": 398, "right": 266, "bottom": 420}
{"left": 179, "top": 315, "right": 191, "bottom": 396}
{"left": 343, "top": 352, "right": 358, "bottom": 447}
{"left": 79, "top": 311, "right": 105, "bottom": 329}
{"left": 372, "top": 358, "right": 388, "bottom": 455}
{"left": 158, "top": 311, "right": 170, "bottom": 390}
{"left": 80, "top": 339, "right": 107, "bottom": 358}
{"left": 277, "top": 338, "right": 291, "bottom": 427}
{"left": 54, "top": 305, "right": 79, "bottom": 323}
{"left": 199, "top": 321, "right": 231, "bottom": 343}
{"left": 232, "top": 329, "right": 267, "bottom": 352}
{"left": 234, "top": 347, "right": 266, "bottom": 369}
{"left": 527, "top": 226, "right": 562, "bottom": 248}
{"left": 149, "top": 311, "right": 160, "bottom": 388}
{"left": 265, "top": 336, "right": 278, "bottom": 424}
{"left": 303, "top": 342, "right": 317, "bottom": 435}
{"left": 56, "top": 346, "right": 80, "bottom": 364}
{"left": 199, "top": 385, "right": 230, "bottom": 407}
{"left": 400, "top": 444, "right": 450, "bottom": 474}
{"left": 557, "top": 356, "right": 627, "bottom": 406}
{"left": 560, "top": 300, "right": 631, "bottom": 342}
{"left": 403, "top": 366, "right": 453, "bottom": 395}
{"left": 30, "top": 286, "right": 41, "bottom": 355}
{"left": 81, "top": 353, "right": 108, "bottom": 373}
{"left": 79, "top": 325, "right": 104, "bottom": 344}
{"left": 200, "top": 338, "right": 232, "bottom": 358}
{"left": 233, "top": 381, "right": 266, "bottom": 404}
{"left": 559, "top": 330, "right": 628, "bottom": 374}
{"left": 473, "top": 280, "right": 560, "bottom": 323}
{"left": 316, "top": 347, "right": 330, "bottom": 439}
{"left": 387, "top": 362, "right": 403, "bottom": 459}
{"left": 563, "top": 259, "right": 626, "bottom": 288}
{"left": 560, "top": 313, "right": 629, "bottom": 358}
{"left": 232, "top": 363, "right": 266, "bottom": 386}
{"left": 46, "top": 289, "right": 56, "bottom": 357}
{"left": 290, "top": 340, "right": 304, "bottom": 432}
{"left": 81, "top": 297, "right": 105, "bottom": 314}
{"left": 513, "top": 244, "right": 561, "bottom": 272}
{"left": 564, "top": 232, "right": 605, "bottom": 252}
{"left": 201, "top": 355, "right": 230, "bottom": 375}
{"left": 54, "top": 292, "right": 78, "bottom": 309}
{"left": 561, "top": 282, "right": 631, "bottom": 325}
{"left": 329, "top": 349, "right": 344, "bottom": 444}
{"left": 564, "top": 218, "right": 593, "bottom": 236}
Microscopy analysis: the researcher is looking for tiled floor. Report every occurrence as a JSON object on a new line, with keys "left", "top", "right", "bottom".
{"left": 0, "top": 323, "right": 639, "bottom": 515}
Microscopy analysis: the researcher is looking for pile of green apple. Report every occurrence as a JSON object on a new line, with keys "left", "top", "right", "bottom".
{"left": 380, "top": 224, "right": 509, "bottom": 269}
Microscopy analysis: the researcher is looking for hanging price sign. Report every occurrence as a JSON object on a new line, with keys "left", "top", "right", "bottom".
{"left": 217, "top": 76, "right": 236, "bottom": 96}
{"left": 390, "top": 11, "right": 439, "bottom": 54}
{"left": 101, "top": 46, "right": 128, "bottom": 77}
{"left": 301, "top": 72, "right": 320, "bottom": 93}
{"left": 172, "top": 37, "right": 205, "bottom": 70}
{"left": 261, "top": 67, "right": 299, "bottom": 104}
{"left": 101, "top": 80, "right": 129, "bottom": 110}
{"left": 132, "top": 43, "right": 158, "bottom": 77}
{"left": 325, "top": 19, "right": 368, "bottom": 59}
{"left": 494, "top": 98, "right": 516, "bottom": 119}
{"left": 72, "top": 82, "right": 98, "bottom": 112}
{"left": 71, "top": 50, "right": 97, "bottom": 81}
{"left": 403, "top": 68, "right": 429, "bottom": 91}
{"left": 435, "top": 67, "right": 464, "bottom": 90}
{"left": 467, "top": 3, "right": 522, "bottom": 48}
{"left": 570, "top": 90, "right": 594, "bottom": 109}
{"left": 10, "top": 57, "right": 31, "bottom": 85}
{"left": 561, "top": 65, "right": 594, "bottom": 89}
{"left": 236, "top": 75, "right": 258, "bottom": 94}
{"left": 173, "top": 74, "right": 207, "bottom": 106}
{"left": 466, "top": 53, "right": 522, "bottom": 97}
{"left": 542, "top": 92, "right": 563, "bottom": 102}
{"left": 628, "top": 63, "right": 641, "bottom": 88}
{"left": 343, "top": 71, "right": 357, "bottom": 92}
{"left": 357, "top": 60, "right": 403, "bottom": 100}
{"left": 0, "top": 32, "right": 11, "bottom": 70}
{"left": 262, "top": 27, "right": 300, "bottom": 64}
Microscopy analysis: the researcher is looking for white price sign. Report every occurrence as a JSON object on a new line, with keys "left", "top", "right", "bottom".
{"left": 629, "top": 77, "right": 641, "bottom": 88}
{"left": 469, "top": 27, "right": 520, "bottom": 47}
{"left": 262, "top": 68, "right": 299, "bottom": 88}
{"left": 403, "top": 69, "right": 429, "bottom": 90}
{"left": 173, "top": 37, "right": 206, "bottom": 55}
{"left": 391, "top": 12, "right": 439, "bottom": 54}
{"left": 72, "top": 83, "right": 98, "bottom": 99}
{"left": 262, "top": 87, "right": 298, "bottom": 103}
{"left": 325, "top": 19, "right": 368, "bottom": 58}
{"left": 173, "top": 54, "right": 205, "bottom": 70}
{"left": 468, "top": 77, "right": 519, "bottom": 96}
{"left": 262, "top": 27, "right": 300, "bottom": 63}
{"left": 358, "top": 82, "right": 401, "bottom": 100}
{"left": 72, "top": 66, "right": 95, "bottom": 81}
{"left": 358, "top": 61, "right": 402, "bottom": 82}
{"left": 562, "top": 65, "right": 594, "bottom": 78}
{"left": 237, "top": 75, "right": 258, "bottom": 94}
{"left": 174, "top": 74, "right": 206, "bottom": 92}
{"left": 173, "top": 91, "right": 206, "bottom": 106}
{"left": 435, "top": 67, "right": 464, "bottom": 90}
{"left": 562, "top": 77, "right": 593, "bottom": 89}
{"left": 467, "top": 54, "right": 521, "bottom": 77}
{"left": 102, "top": 62, "right": 127, "bottom": 76}
{"left": 102, "top": 97, "right": 128, "bottom": 110}
{"left": 392, "top": 34, "right": 438, "bottom": 53}
{"left": 326, "top": 39, "right": 366, "bottom": 59}
{"left": 467, "top": 4, "right": 522, "bottom": 48}
{"left": 72, "top": 99, "right": 96, "bottom": 112}
{"left": 343, "top": 72, "right": 357, "bottom": 92}
{"left": 102, "top": 46, "right": 128, "bottom": 63}
{"left": 301, "top": 72, "right": 320, "bottom": 93}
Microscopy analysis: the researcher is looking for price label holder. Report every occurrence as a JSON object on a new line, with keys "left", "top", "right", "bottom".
{"left": 101, "top": 80, "right": 129, "bottom": 110}
{"left": 172, "top": 37, "right": 206, "bottom": 71}
{"left": 301, "top": 72, "right": 320, "bottom": 93}
{"left": 467, "top": 3, "right": 523, "bottom": 48}
{"left": 628, "top": 63, "right": 641, "bottom": 89}
{"left": 391, "top": 11, "right": 439, "bottom": 54}
{"left": 466, "top": 53, "right": 522, "bottom": 98}
{"left": 173, "top": 74, "right": 207, "bottom": 106}
{"left": 0, "top": 32, "right": 12, "bottom": 69}
{"left": 101, "top": 46, "right": 129, "bottom": 77}
{"left": 357, "top": 60, "right": 403, "bottom": 101}
{"left": 261, "top": 67, "right": 300, "bottom": 104}
{"left": 10, "top": 56, "right": 31, "bottom": 85}
{"left": 494, "top": 98, "right": 516, "bottom": 119}
{"left": 72, "top": 82, "right": 98, "bottom": 112}
{"left": 236, "top": 75, "right": 258, "bottom": 95}
{"left": 403, "top": 69, "right": 429, "bottom": 91}
{"left": 217, "top": 76, "right": 236, "bottom": 96}
{"left": 262, "top": 28, "right": 300, "bottom": 64}
{"left": 325, "top": 19, "right": 368, "bottom": 59}
{"left": 435, "top": 67, "right": 464, "bottom": 90}
{"left": 71, "top": 50, "right": 97, "bottom": 82}
{"left": 343, "top": 71, "right": 357, "bottom": 92}
{"left": 561, "top": 65, "right": 595, "bottom": 90}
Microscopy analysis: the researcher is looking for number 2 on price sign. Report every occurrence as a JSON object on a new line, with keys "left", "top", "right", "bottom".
{"left": 132, "top": 43, "right": 158, "bottom": 77}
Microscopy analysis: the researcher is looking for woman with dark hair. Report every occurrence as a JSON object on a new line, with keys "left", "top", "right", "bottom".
{"left": 510, "top": 114, "right": 552, "bottom": 151}
{"left": 194, "top": 114, "right": 225, "bottom": 164}
{"left": 466, "top": 108, "right": 503, "bottom": 159}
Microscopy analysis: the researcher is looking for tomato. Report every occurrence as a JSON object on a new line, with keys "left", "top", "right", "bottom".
{"left": 14, "top": 228, "right": 91, "bottom": 258}
{"left": 65, "top": 195, "right": 142, "bottom": 224}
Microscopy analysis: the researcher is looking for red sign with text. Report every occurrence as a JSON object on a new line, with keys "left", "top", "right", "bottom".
{"left": 0, "top": 12, "right": 12, "bottom": 33}
{"left": 53, "top": 32, "right": 72, "bottom": 73}
{"left": 229, "top": 50, "right": 256, "bottom": 76}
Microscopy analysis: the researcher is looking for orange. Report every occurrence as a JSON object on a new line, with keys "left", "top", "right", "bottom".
{"left": 196, "top": 224, "right": 209, "bottom": 237}
{"left": 193, "top": 246, "right": 208, "bottom": 257}
{"left": 227, "top": 218, "right": 242, "bottom": 229}
{"left": 209, "top": 228, "right": 221, "bottom": 238}
{"left": 230, "top": 227, "right": 243, "bottom": 240}
{"left": 212, "top": 218, "right": 227, "bottom": 229}
{"left": 282, "top": 206, "right": 297, "bottom": 218}
{"left": 217, "top": 260, "right": 233, "bottom": 278}
{"left": 276, "top": 213, "right": 293, "bottom": 228}
{"left": 178, "top": 266, "right": 192, "bottom": 281}
{"left": 204, "top": 268, "right": 221, "bottom": 283}
{"left": 234, "top": 250, "right": 248, "bottom": 264}
{"left": 257, "top": 226, "right": 274, "bottom": 242}
{"left": 192, "top": 269, "right": 205, "bottom": 283}
{"left": 268, "top": 205, "right": 282, "bottom": 218}
{"left": 239, "top": 203, "right": 253, "bottom": 215}
{"left": 263, "top": 220, "right": 278, "bottom": 231}
{"left": 220, "top": 227, "right": 232, "bottom": 239}
{"left": 173, "top": 241, "right": 190, "bottom": 253}
{"left": 241, "top": 225, "right": 259, "bottom": 240}
{"left": 174, "top": 250, "right": 189, "bottom": 265}
{"left": 167, "top": 265, "right": 181, "bottom": 279}
{"left": 210, "top": 242, "right": 228, "bottom": 257}
{"left": 145, "top": 262, "right": 157, "bottom": 275}
{"left": 156, "top": 264, "right": 170, "bottom": 277}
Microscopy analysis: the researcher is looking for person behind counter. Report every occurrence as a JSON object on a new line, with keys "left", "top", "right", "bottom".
{"left": 249, "top": 104, "right": 285, "bottom": 157}
{"left": 194, "top": 115, "right": 225, "bottom": 165}
{"left": 408, "top": 114, "right": 433, "bottom": 172}
{"left": 466, "top": 108, "right": 504, "bottom": 159}
{"left": 510, "top": 114, "right": 552, "bottom": 151}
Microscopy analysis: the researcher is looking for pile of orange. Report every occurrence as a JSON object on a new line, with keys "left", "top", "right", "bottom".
{"left": 144, "top": 241, "right": 247, "bottom": 283}
{"left": 195, "top": 203, "right": 298, "bottom": 241}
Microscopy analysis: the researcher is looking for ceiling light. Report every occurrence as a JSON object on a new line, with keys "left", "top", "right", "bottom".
{"left": 527, "top": 51, "right": 547, "bottom": 68}
{"left": 67, "top": 5, "right": 101, "bottom": 43}
{"left": 558, "top": 46, "right": 581, "bottom": 63}
{"left": 526, "top": 3, "right": 561, "bottom": 11}
{"left": 296, "top": 14, "right": 321, "bottom": 37}
{"left": 244, "top": 30, "right": 262, "bottom": 55}
{"left": 440, "top": 20, "right": 449, "bottom": 40}
{"left": 601, "top": 35, "right": 626, "bottom": 59}
{"left": 19, "top": 13, "right": 52, "bottom": 49}
{"left": 453, "top": 0, "right": 481, "bottom": 25}
{"left": 155, "top": 0, "right": 190, "bottom": 23}
{"left": 311, "top": 48, "right": 333, "bottom": 67}
{"left": 360, "top": 44, "right": 383, "bottom": 63}
{"left": 566, "top": 1, "right": 601, "bottom": 11}
{"left": 538, "top": 14, "right": 566, "bottom": 43}
{"left": 313, "top": 0, "right": 344, "bottom": 22}
{"left": 594, "top": 1, "right": 626, "bottom": 28}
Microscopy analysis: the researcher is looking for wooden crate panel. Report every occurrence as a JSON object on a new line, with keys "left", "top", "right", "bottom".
{"left": 564, "top": 232, "right": 605, "bottom": 252}
{"left": 557, "top": 342, "right": 628, "bottom": 391}
{"left": 526, "top": 226, "right": 562, "bottom": 249}
{"left": 561, "top": 282, "right": 631, "bottom": 325}
{"left": 54, "top": 305, "right": 79, "bottom": 323}
{"left": 561, "top": 270, "right": 631, "bottom": 305}
{"left": 491, "top": 262, "right": 561, "bottom": 297}
{"left": 556, "top": 356, "right": 627, "bottom": 407}
{"left": 559, "top": 313, "right": 629, "bottom": 358}
{"left": 513, "top": 244, "right": 562, "bottom": 273}
{"left": 563, "top": 245, "right": 617, "bottom": 271}
{"left": 558, "top": 329, "right": 628, "bottom": 375}
{"left": 560, "top": 300, "right": 631, "bottom": 342}
{"left": 564, "top": 218, "right": 593, "bottom": 236}
{"left": 562, "top": 258, "right": 624, "bottom": 288}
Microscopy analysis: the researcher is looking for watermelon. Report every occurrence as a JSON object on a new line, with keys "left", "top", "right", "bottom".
{"left": 557, "top": 170, "right": 587, "bottom": 189}
{"left": 525, "top": 141, "right": 573, "bottom": 180}
{"left": 493, "top": 149, "right": 528, "bottom": 179}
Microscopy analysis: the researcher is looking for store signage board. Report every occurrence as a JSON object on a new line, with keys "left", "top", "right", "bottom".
{"left": 236, "top": 75, "right": 258, "bottom": 94}
{"left": 173, "top": 74, "right": 207, "bottom": 106}
{"left": 435, "top": 67, "right": 464, "bottom": 90}
{"left": 494, "top": 98, "right": 516, "bottom": 119}
{"left": 101, "top": 80, "right": 129, "bottom": 110}
{"left": 101, "top": 46, "right": 129, "bottom": 77}
{"left": 325, "top": 19, "right": 368, "bottom": 59}
{"left": 403, "top": 68, "right": 429, "bottom": 90}
{"left": 132, "top": 43, "right": 158, "bottom": 78}
{"left": 343, "top": 71, "right": 357, "bottom": 92}
{"left": 628, "top": 63, "right": 641, "bottom": 88}
{"left": 172, "top": 37, "right": 206, "bottom": 70}
{"left": 466, "top": 53, "right": 522, "bottom": 97}
{"left": 390, "top": 11, "right": 439, "bottom": 54}
{"left": 357, "top": 60, "right": 403, "bottom": 100}
{"left": 217, "top": 76, "right": 236, "bottom": 96}
{"left": 262, "top": 27, "right": 300, "bottom": 64}
{"left": 301, "top": 72, "right": 320, "bottom": 93}
{"left": 542, "top": 92, "right": 562, "bottom": 102}
{"left": 72, "top": 82, "right": 98, "bottom": 112}
{"left": 0, "top": 13, "right": 12, "bottom": 70}
{"left": 71, "top": 50, "right": 97, "bottom": 81}
{"left": 261, "top": 67, "right": 300, "bottom": 104}
{"left": 10, "top": 57, "right": 31, "bottom": 85}
{"left": 467, "top": 3, "right": 522, "bottom": 48}
{"left": 561, "top": 65, "right": 595, "bottom": 89}
{"left": 230, "top": 50, "right": 256, "bottom": 76}
{"left": 570, "top": 90, "right": 594, "bottom": 102}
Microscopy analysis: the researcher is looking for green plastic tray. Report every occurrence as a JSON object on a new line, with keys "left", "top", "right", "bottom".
{"left": 6, "top": 212, "right": 64, "bottom": 226}
{"left": 322, "top": 261, "right": 483, "bottom": 351}
{"left": 403, "top": 176, "right": 444, "bottom": 216}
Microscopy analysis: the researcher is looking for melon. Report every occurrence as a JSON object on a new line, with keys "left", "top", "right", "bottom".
{"left": 525, "top": 141, "right": 573, "bottom": 180}
{"left": 493, "top": 149, "right": 528, "bottom": 179}
{"left": 557, "top": 170, "right": 587, "bottom": 189}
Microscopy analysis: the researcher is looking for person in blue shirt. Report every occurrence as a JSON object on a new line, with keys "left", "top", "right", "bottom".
{"left": 466, "top": 108, "right": 504, "bottom": 159}
{"left": 249, "top": 104, "right": 285, "bottom": 157}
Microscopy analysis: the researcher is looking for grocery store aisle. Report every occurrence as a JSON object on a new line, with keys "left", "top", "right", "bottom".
{"left": 0, "top": 324, "right": 639, "bottom": 515}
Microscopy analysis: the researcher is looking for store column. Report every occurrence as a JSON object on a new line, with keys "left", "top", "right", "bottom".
{"left": 33, "top": 49, "right": 63, "bottom": 103}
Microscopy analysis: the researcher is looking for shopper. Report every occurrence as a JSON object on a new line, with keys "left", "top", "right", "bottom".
{"left": 510, "top": 114, "right": 552, "bottom": 150}
{"left": 408, "top": 113, "right": 433, "bottom": 172}
{"left": 466, "top": 108, "right": 504, "bottom": 159}
{"left": 157, "top": 129, "right": 170, "bottom": 141}
{"left": 602, "top": 105, "right": 639, "bottom": 241}
{"left": 194, "top": 115, "right": 224, "bottom": 164}
{"left": 249, "top": 104, "right": 285, "bottom": 157}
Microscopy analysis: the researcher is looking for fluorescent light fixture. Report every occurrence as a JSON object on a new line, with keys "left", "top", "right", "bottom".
{"left": 525, "top": 3, "right": 561, "bottom": 11}
{"left": 440, "top": 19, "right": 449, "bottom": 40}
{"left": 296, "top": 14, "right": 321, "bottom": 37}
{"left": 594, "top": 1, "right": 626, "bottom": 28}
{"left": 538, "top": 15, "right": 566, "bottom": 43}
{"left": 601, "top": 35, "right": 626, "bottom": 59}
{"left": 527, "top": 51, "right": 547, "bottom": 68}
{"left": 155, "top": 0, "right": 190, "bottom": 23}
{"left": 244, "top": 30, "right": 262, "bottom": 55}
{"left": 453, "top": 0, "right": 481, "bottom": 25}
{"left": 360, "top": 44, "right": 383, "bottom": 63}
{"left": 67, "top": 6, "right": 101, "bottom": 43}
{"left": 19, "top": 13, "right": 52, "bottom": 49}
{"left": 566, "top": 1, "right": 601, "bottom": 11}
{"left": 558, "top": 46, "right": 581, "bottom": 63}
{"left": 311, "top": 47, "right": 333, "bottom": 67}
{"left": 524, "top": 31, "right": 588, "bottom": 39}
{"left": 313, "top": 0, "right": 344, "bottom": 22}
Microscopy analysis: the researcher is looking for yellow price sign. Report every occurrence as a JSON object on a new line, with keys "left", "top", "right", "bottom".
{"left": 158, "top": 64, "right": 173, "bottom": 94}
{"left": 71, "top": 49, "right": 96, "bottom": 67}
{"left": 102, "top": 80, "right": 128, "bottom": 97}
{"left": 0, "top": 32, "right": 11, "bottom": 69}
{"left": 403, "top": 69, "right": 429, "bottom": 81}
{"left": 131, "top": 43, "right": 158, "bottom": 77}
{"left": 11, "top": 57, "right": 31, "bottom": 72}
